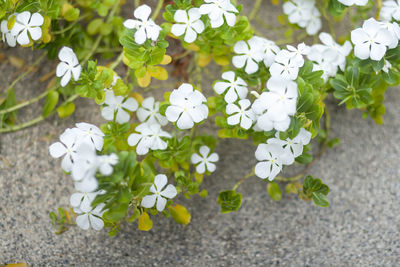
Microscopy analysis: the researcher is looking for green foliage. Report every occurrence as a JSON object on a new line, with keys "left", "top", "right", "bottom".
{"left": 267, "top": 182, "right": 282, "bottom": 201}
{"left": 302, "top": 175, "right": 330, "bottom": 207}
{"left": 217, "top": 190, "right": 242, "bottom": 213}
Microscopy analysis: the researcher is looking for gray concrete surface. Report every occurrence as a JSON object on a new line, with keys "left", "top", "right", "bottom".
{"left": 1, "top": 1, "right": 400, "bottom": 266}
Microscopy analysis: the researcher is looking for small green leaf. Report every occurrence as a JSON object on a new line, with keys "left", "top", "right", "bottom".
{"left": 312, "top": 192, "right": 330, "bottom": 207}
{"left": 267, "top": 182, "right": 282, "bottom": 201}
{"left": 217, "top": 190, "right": 242, "bottom": 214}
{"left": 42, "top": 91, "right": 59, "bottom": 117}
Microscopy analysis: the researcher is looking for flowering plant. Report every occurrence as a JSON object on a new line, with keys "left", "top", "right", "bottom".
{"left": 1, "top": 0, "right": 398, "bottom": 234}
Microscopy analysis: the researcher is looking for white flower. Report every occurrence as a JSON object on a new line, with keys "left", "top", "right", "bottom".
{"left": 141, "top": 174, "right": 177, "bottom": 212}
{"left": 73, "top": 122, "right": 104, "bottom": 151}
{"left": 283, "top": 0, "right": 314, "bottom": 26}
{"left": 171, "top": 8, "right": 204, "bottom": 43}
{"left": 252, "top": 77, "right": 298, "bottom": 132}
{"left": 56, "top": 47, "right": 81, "bottom": 87}
{"left": 213, "top": 71, "right": 248, "bottom": 103}
{"left": 74, "top": 203, "right": 106, "bottom": 231}
{"left": 199, "top": 0, "right": 238, "bottom": 28}
{"left": 101, "top": 91, "right": 138, "bottom": 124}
{"left": 70, "top": 191, "right": 99, "bottom": 213}
{"left": 74, "top": 176, "right": 99, "bottom": 193}
{"left": 379, "top": 21, "right": 400, "bottom": 49}
{"left": 71, "top": 142, "right": 99, "bottom": 182}
{"left": 11, "top": 11, "right": 43, "bottom": 45}
{"left": 305, "top": 7, "right": 321, "bottom": 35}
{"left": 351, "top": 18, "right": 393, "bottom": 61}
{"left": 380, "top": 0, "right": 400, "bottom": 21}
{"left": 308, "top": 46, "right": 340, "bottom": 81}
{"left": 98, "top": 153, "right": 118, "bottom": 176}
{"left": 287, "top": 43, "right": 310, "bottom": 67}
{"left": 226, "top": 99, "right": 256, "bottom": 130}
{"left": 283, "top": 0, "right": 321, "bottom": 35}
{"left": 1, "top": 16, "right": 17, "bottom": 47}
{"left": 232, "top": 37, "right": 264, "bottom": 74}
{"left": 259, "top": 38, "right": 280, "bottom": 67}
{"left": 123, "top": 4, "right": 161, "bottom": 44}
{"left": 191, "top": 145, "right": 219, "bottom": 174}
{"left": 337, "top": 0, "right": 368, "bottom": 6}
{"left": 137, "top": 97, "right": 168, "bottom": 126}
{"left": 267, "top": 128, "right": 311, "bottom": 165}
{"left": 49, "top": 128, "right": 80, "bottom": 172}
{"left": 127, "top": 123, "right": 171, "bottom": 155}
{"left": 165, "top": 83, "right": 208, "bottom": 129}
{"left": 270, "top": 50, "right": 300, "bottom": 80}
{"left": 254, "top": 143, "right": 285, "bottom": 180}
{"left": 382, "top": 60, "right": 392, "bottom": 73}
{"left": 318, "top": 32, "right": 352, "bottom": 71}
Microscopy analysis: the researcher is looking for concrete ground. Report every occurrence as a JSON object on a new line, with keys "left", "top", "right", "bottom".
{"left": 1, "top": 1, "right": 400, "bottom": 266}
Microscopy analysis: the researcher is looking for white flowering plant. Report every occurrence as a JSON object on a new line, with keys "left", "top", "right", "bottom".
{"left": 1, "top": 0, "right": 399, "bottom": 234}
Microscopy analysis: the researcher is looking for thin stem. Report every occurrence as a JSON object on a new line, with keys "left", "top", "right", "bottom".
{"left": 233, "top": 169, "right": 255, "bottom": 191}
{"left": 134, "top": 0, "right": 140, "bottom": 8}
{"left": 82, "top": 0, "right": 120, "bottom": 64}
{"left": 319, "top": 1, "right": 335, "bottom": 38}
{"left": 248, "top": 0, "right": 263, "bottom": 21}
{"left": 0, "top": 94, "right": 79, "bottom": 133}
{"left": 0, "top": 88, "right": 53, "bottom": 115}
{"left": 109, "top": 51, "right": 124, "bottom": 70}
{"left": 52, "top": 13, "right": 90, "bottom": 34}
{"left": 151, "top": 0, "right": 164, "bottom": 20}
{"left": 0, "top": 53, "right": 46, "bottom": 95}
{"left": 376, "top": 0, "right": 382, "bottom": 19}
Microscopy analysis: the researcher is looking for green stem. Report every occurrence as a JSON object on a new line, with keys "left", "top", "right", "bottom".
{"left": 248, "top": 0, "right": 263, "bottom": 21}
{"left": 151, "top": 0, "right": 164, "bottom": 20}
{"left": 0, "top": 88, "right": 54, "bottom": 115}
{"left": 134, "top": 0, "right": 140, "bottom": 8}
{"left": 0, "top": 53, "right": 46, "bottom": 95}
{"left": 82, "top": 0, "right": 120, "bottom": 64}
{"left": 0, "top": 94, "right": 78, "bottom": 133}
{"left": 52, "top": 13, "right": 90, "bottom": 34}
{"left": 233, "top": 169, "right": 255, "bottom": 191}
{"left": 109, "top": 51, "right": 124, "bottom": 70}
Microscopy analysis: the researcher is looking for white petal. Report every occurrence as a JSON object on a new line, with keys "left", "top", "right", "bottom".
{"left": 71, "top": 66, "right": 81, "bottom": 81}
{"left": 171, "top": 23, "right": 187, "bottom": 37}
{"left": 134, "top": 4, "right": 152, "bottom": 21}
{"left": 141, "top": 194, "right": 156, "bottom": 208}
{"left": 196, "top": 162, "right": 206, "bottom": 174}
{"left": 60, "top": 70, "right": 72, "bottom": 87}
{"left": 184, "top": 27, "right": 197, "bottom": 43}
{"left": 154, "top": 174, "right": 168, "bottom": 191}
{"left": 177, "top": 111, "right": 194, "bottom": 129}
{"left": 56, "top": 62, "right": 69, "bottom": 77}
{"left": 191, "top": 153, "right": 202, "bottom": 164}
{"left": 28, "top": 27, "right": 42, "bottom": 40}
{"left": 160, "top": 184, "right": 177, "bottom": 199}
{"left": 76, "top": 214, "right": 90, "bottom": 230}
{"left": 49, "top": 142, "right": 66, "bottom": 158}
{"left": 199, "top": 145, "right": 210, "bottom": 157}
{"left": 101, "top": 106, "right": 115, "bottom": 121}
{"left": 16, "top": 29, "right": 29, "bottom": 45}
{"left": 156, "top": 196, "right": 167, "bottom": 211}
{"left": 89, "top": 214, "right": 104, "bottom": 230}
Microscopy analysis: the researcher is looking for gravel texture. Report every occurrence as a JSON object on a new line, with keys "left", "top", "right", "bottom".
{"left": 1, "top": 1, "right": 400, "bottom": 266}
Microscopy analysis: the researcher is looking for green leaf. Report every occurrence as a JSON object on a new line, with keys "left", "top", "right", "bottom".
{"left": 267, "top": 182, "right": 282, "bottom": 201}
{"left": 217, "top": 190, "right": 242, "bottom": 214}
{"left": 42, "top": 91, "right": 59, "bottom": 117}
{"left": 328, "top": 0, "right": 347, "bottom": 16}
{"left": 103, "top": 203, "right": 129, "bottom": 222}
{"left": 56, "top": 102, "right": 75, "bottom": 118}
{"left": 312, "top": 192, "right": 330, "bottom": 207}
